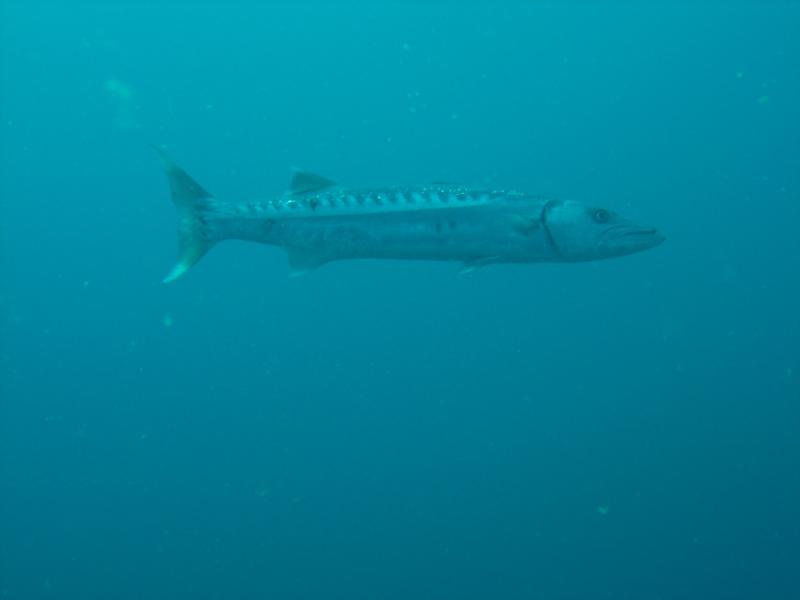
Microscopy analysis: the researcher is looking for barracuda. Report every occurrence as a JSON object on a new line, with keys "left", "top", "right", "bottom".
{"left": 155, "top": 148, "right": 664, "bottom": 282}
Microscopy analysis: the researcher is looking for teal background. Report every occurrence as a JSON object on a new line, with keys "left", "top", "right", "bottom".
{"left": 1, "top": 3, "right": 799, "bottom": 598}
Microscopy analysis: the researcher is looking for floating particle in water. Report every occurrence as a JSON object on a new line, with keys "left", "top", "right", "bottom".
{"left": 104, "top": 78, "right": 133, "bottom": 102}
{"left": 757, "top": 95, "right": 770, "bottom": 105}
{"left": 104, "top": 78, "right": 137, "bottom": 129}
{"left": 163, "top": 313, "right": 173, "bottom": 328}
{"left": 597, "top": 505, "right": 609, "bottom": 516}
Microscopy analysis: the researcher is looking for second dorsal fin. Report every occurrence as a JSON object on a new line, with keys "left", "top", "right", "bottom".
{"left": 289, "top": 170, "right": 336, "bottom": 195}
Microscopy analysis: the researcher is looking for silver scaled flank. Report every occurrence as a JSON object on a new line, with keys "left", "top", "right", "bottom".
{"left": 154, "top": 148, "right": 664, "bottom": 282}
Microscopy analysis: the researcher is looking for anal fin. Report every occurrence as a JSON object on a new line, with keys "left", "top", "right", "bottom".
{"left": 286, "top": 247, "right": 329, "bottom": 276}
{"left": 460, "top": 256, "right": 500, "bottom": 274}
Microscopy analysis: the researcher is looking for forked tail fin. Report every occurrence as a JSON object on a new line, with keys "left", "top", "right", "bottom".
{"left": 153, "top": 146, "right": 217, "bottom": 283}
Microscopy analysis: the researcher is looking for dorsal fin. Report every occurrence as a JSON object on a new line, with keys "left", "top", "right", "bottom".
{"left": 289, "top": 170, "right": 336, "bottom": 195}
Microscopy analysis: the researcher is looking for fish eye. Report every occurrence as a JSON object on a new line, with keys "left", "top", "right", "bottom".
{"left": 593, "top": 209, "right": 610, "bottom": 224}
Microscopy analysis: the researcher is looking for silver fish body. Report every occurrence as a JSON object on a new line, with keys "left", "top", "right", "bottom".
{"left": 155, "top": 149, "right": 664, "bottom": 282}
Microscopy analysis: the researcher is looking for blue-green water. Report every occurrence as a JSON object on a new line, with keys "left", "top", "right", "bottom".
{"left": 1, "top": 3, "right": 799, "bottom": 598}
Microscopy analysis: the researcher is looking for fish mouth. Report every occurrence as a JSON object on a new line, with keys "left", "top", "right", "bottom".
{"left": 599, "top": 224, "right": 665, "bottom": 255}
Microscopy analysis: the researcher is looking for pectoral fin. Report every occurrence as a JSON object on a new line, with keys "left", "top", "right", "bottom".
{"left": 511, "top": 214, "right": 541, "bottom": 235}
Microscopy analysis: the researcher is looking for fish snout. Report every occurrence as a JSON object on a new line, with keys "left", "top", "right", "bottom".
{"left": 599, "top": 224, "right": 665, "bottom": 257}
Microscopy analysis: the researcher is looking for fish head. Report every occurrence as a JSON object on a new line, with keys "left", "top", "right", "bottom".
{"left": 543, "top": 200, "right": 664, "bottom": 261}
